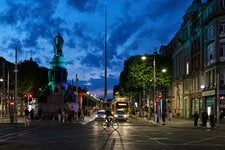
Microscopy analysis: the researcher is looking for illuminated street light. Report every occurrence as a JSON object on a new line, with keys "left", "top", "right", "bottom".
{"left": 162, "top": 68, "right": 167, "bottom": 73}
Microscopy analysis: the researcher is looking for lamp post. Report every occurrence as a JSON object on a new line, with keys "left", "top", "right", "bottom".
{"left": 75, "top": 74, "right": 79, "bottom": 122}
{"left": 141, "top": 56, "right": 151, "bottom": 119}
{"left": 153, "top": 48, "right": 157, "bottom": 122}
{"left": 0, "top": 78, "right": 4, "bottom": 123}
{"left": 141, "top": 48, "right": 157, "bottom": 121}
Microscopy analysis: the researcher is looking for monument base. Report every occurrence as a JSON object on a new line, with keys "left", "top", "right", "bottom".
{"left": 39, "top": 85, "right": 67, "bottom": 120}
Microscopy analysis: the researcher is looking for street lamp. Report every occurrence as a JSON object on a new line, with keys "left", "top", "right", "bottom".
{"left": 141, "top": 48, "right": 157, "bottom": 122}
{"left": 0, "top": 78, "right": 4, "bottom": 123}
{"left": 153, "top": 52, "right": 157, "bottom": 122}
{"left": 141, "top": 56, "right": 153, "bottom": 119}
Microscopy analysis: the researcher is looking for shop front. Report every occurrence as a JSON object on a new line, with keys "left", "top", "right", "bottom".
{"left": 190, "top": 92, "right": 202, "bottom": 116}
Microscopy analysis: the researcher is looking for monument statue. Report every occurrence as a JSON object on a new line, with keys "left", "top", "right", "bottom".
{"left": 54, "top": 33, "right": 64, "bottom": 56}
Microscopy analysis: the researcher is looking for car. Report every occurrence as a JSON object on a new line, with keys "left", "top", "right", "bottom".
{"left": 95, "top": 110, "right": 106, "bottom": 120}
{"left": 114, "top": 109, "right": 127, "bottom": 121}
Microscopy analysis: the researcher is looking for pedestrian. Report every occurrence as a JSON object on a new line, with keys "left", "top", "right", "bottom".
{"left": 209, "top": 112, "right": 216, "bottom": 128}
{"left": 162, "top": 111, "right": 167, "bottom": 125}
{"left": 193, "top": 111, "right": 199, "bottom": 127}
{"left": 62, "top": 108, "right": 66, "bottom": 124}
{"left": 58, "top": 108, "right": 62, "bottom": 123}
{"left": 67, "top": 108, "right": 72, "bottom": 123}
{"left": 201, "top": 111, "right": 208, "bottom": 127}
{"left": 24, "top": 107, "right": 30, "bottom": 127}
{"left": 30, "top": 108, "right": 34, "bottom": 120}
{"left": 9, "top": 107, "right": 14, "bottom": 124}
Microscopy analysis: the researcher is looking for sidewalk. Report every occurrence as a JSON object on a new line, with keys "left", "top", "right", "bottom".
{"left": 0, "top": 116, "right": 24, "bottom": 124}
{"left": 130, "top": 115, "right": 225, "bottom": 129}
{"left": 0, "top": 114, "right": 95, "bottom": 125}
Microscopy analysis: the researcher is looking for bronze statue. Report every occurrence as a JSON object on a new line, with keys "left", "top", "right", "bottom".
{"left": 54, "top": 33, "right": 64, "bottom": 56}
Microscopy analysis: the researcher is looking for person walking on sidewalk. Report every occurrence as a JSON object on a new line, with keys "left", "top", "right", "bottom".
{"left": 58, "top": 108, "right": 62, "bottom": 123}
{"left": 201, "top": 110, "right": 208, "bottom": 127}
{"left": 62, "top": 108, "right": 66, "bottom": 124}
{"left": 24, "top": 107, "right": 30, "bottom": 127}
{"left": 209, "top": 112, "right": 216, "bottom": 128}
{"left": 193, "top": 111, "right": 199, "bottom": 127}
{"left": 162, "top": 111, "right": 167, "bottom": 125}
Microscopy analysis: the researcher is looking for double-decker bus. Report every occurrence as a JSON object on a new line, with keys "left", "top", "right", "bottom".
{"left": 111, "top": 97, "right": 129, "bottom": 114}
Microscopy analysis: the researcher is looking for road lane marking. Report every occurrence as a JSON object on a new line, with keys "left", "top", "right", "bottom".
{"left": 0, "top": 126, "right": 43, "bottom": 142}
{"left": 128, "top": 126, "right": 168, "bottom": 145}
{"left": 181, "top": 135, "right": 225, "bottom": 145}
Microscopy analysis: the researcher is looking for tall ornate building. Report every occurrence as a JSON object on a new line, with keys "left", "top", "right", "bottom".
{"left": 162, "top": 0, "right": 225, "bottom": 120}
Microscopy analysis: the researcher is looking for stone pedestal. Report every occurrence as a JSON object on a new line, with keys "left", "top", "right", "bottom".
{"left": 39, "top": 86, "right": 67, "bottom": 119}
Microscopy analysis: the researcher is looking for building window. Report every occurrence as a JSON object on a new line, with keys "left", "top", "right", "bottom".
{"left": 207, "top": 43, "right": 215, "bottom": 65}
{"left": 208, "top": 25, "right": 215, "bottom": 41}
{"left": 220, "top": 21, "right": 225, "bottom": 37}
{"left": 220, "top": 40, "right": 225, "bottom": 62}
{"left": 205, "top": 4, "right": 214, "bottom": 19}
{"left": 220, "top": 69, "right": 225, "bottom": 85}
{"left": 220, "top": 46, "right": 224, "bottom": 56}
{"left": 220, "top": 42, "right": 225, "bottom": 56}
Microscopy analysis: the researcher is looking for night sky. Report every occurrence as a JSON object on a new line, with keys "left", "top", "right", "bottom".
{"left": 0, "top": 0, "right": 206, "bottom": 99}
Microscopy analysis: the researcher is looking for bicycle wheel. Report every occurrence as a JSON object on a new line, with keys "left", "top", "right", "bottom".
{"left": 102, "top": 122, "right": 107, "bottom": 129}
{"left": 112, "top": 122, "right": 119, "bottom": 130}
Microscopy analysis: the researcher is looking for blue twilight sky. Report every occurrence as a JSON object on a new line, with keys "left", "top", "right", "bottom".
{"left": 0, "top": 0, "right": 206, "bottom": 99}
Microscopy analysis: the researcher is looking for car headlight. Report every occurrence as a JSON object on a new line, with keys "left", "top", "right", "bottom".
{"left": 103, "top": 115, "right": 106, "bottom": 118}
{"left": 114, "top": 114, "right": 118, "bottom": 118}
{"left": 124, "top": 114, "right": 127, "bottom": 118}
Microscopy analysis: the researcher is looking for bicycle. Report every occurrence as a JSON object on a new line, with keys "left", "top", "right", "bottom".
{"left": 102, "top": 116, "right": 119, "bottom": 130}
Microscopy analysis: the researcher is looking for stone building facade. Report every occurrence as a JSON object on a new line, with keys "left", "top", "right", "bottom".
{"left": 162, "top": 0, "right": 225, "bottom": 120}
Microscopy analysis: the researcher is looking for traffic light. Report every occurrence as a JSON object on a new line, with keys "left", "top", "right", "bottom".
{"left": 156, "top": 93, "right": 162, "bottom": 99}
{"left": 28, "top": 94, "right": 33, "bottom": 101}
{"left": 24, "top": 94, "right": 28, "bottom": 101}
{"left": 9, "top": 100, "right": 14, "bottom": 105}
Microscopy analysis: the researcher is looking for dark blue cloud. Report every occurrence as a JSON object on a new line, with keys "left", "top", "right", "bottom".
{"left": 67, "top": 0, "right": 98, "bottom": 13}
{"left": 144, "top": 0, "right": 191, "bottom": 21}
{"left": 81, "top": 53, "right": 103, "bottom": 68}
{"left": 108, "top": 16, "right": 142, "bottom": 55}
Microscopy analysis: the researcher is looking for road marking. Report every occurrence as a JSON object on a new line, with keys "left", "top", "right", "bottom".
{"left": 181, "top": 135, "right": 225, "bottom": 145}
{"left": 0, "top": 126, "right": 43, "bottom": 142}
{"left": 128, "top": 126, "right": 168, "bottom": 145}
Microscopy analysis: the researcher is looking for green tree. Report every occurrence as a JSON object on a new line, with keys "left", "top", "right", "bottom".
{"left": 115, "top": 53, "right": 172, "bottom": 98}
{"left": 17, "top": 59, "right": 48, "bottom": 98}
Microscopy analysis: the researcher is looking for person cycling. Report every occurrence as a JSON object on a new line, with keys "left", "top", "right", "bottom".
{"left": 105, "top": 108, "right": 113, "bottom": 125}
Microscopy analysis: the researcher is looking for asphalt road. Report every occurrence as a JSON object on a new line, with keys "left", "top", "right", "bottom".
{"left": 0, "top": 119, "right": 225, "bottom": 150}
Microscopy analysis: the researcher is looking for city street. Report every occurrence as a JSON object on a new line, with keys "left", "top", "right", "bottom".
{"left": 0, "top": 118, "right": 225, "bottom": 150}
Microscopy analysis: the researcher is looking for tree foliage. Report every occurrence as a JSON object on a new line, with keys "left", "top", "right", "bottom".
{"left": 115, "top": 53, "right": 172, "bottom": 97}
{"left": 17, "top": 59, "right": 48, "bottom": 98}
